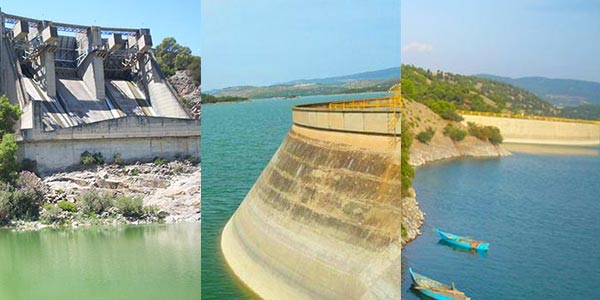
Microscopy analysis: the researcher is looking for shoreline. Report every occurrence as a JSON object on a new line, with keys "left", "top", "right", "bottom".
{"left": 204, "top": 90, "right": 389, "bottom": 104}
{"left": 402, "top": 144, "right": 510, "bottom": 247}
{"left": 1, "top": 161, "right": 200, "bottom": 232}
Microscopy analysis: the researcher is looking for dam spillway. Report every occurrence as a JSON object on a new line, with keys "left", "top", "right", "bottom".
{"left": 0, "top": 10, "right": 200, "bottom": 173}
{"left": 221, "top": 99, "right": 402, "bottom": 299}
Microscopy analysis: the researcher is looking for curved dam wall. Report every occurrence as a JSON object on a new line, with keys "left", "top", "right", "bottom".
{"left": 221, "top": 102, "right": 402, "bottom": 300}
{"left": 462, "top": 114, "right": 600, "bottom": 146}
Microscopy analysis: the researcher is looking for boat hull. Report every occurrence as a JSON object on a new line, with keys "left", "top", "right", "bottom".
{"left": 436, "top": 229, "right": 489, "bottom": 251}
{"left": 409, "top": 268, "right": 470, "bottom": 300}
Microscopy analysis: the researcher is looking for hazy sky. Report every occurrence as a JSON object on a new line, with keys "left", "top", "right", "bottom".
{"left": 402, "top": 0, "right": 600, "bottom": 82}
{"left": 202, "top": 0, "right": 400, "bottom": 90}
{"left": 0, "top": 0, "right": 200, "bottom": 55}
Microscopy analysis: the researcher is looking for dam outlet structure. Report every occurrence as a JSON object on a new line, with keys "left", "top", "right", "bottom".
{"left": 0, "top": 10, "right": 200, "bottom": 174}
{"left": 221, "top": 98, "right": 403, "bottom": 299}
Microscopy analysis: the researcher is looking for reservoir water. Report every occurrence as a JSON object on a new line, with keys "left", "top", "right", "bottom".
{"left": 403, "top": 149, "right": 600, "bottom": 299}
{"left": 0, "top": 223, "right": 200, "bottom": 300}
{"left": 200, "top": 93, "right": 386, "bottom": 299}
{"left": 200, "top": 92, "right": 599, "bottom": 299}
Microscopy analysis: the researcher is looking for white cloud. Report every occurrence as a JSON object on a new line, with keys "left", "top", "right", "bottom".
{"left": 402, "top": 42, "right": 433, "bottom": 53}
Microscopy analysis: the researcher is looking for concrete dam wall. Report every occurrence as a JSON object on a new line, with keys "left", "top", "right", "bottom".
{"left": 461, "top": 114, "right": 600, "bottom": 146}
{"left": 222, "top": 101, "right": 402, "bottom": 299}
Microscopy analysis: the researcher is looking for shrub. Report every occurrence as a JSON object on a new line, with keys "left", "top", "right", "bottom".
{"left": 415, "top": 127, "right": 435, "bottom": 144}
{"left": 114, "top": 196, "right": 143, "bottom": 218}
{"left": 153, "top": 157, "right": 167, "bottom": 166}
{"left": 57, "top": 200, "right": 78, "bottom": 213}
{"left": 143, "top": 205, "right": 159, "bottom": 216}
{"left": 443, "top": 124, "right": 467, "bottom": 142}
{"left": 8, "top": 171, "right": 45, "bottom": 220}
{"left": 426, "top": 100, "right": 463, "bottom": 122}
{"left": 113, "top": 153, "right": 125, "bottom": 166}
{"left": 0, "top": 188, "right": 11, "bottom": 222}
{"left": 131, "top": 168, "right": 140, "bottom": 176}
{"left": 81, "top": 151, "right": 104, "bottom": 165}
{"left": 467, "top": 122, "right": 503, "bottom": 144}
{"left": 0, "top": 134, "right": 19, "bottom": 182}
{"left": 92, "top": 152, "right": 105, "bottom": 165}
{"left": 40, "top": 205, "right": 64, "bottom": 225}
{"left": 77, "top": 190, "right": 113, "bottom": 215}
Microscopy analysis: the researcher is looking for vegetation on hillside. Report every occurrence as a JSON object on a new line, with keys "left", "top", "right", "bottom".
{"left": 401, "top": 117, "right": 414, "bottom": 196}
{"left": 477, "top": 74, "right": 600, "bottom": 106}
{"left": 401, "top": 65, "right": 558, "bottom": 117}
{"left": 559, "top": 104, "right": 600, "bottom": 120}
{"left": 211, "top": 79, "right": 398, "bottom": 99}
{"left": 201, "top": 93, "right": 248, "bottom": 104}
{"left": 155, "top": 37, "right": 200, "bottom": 84}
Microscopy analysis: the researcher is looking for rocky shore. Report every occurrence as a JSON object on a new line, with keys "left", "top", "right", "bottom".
{"left": 4, "top": 160, "right": 200, "bottom": 231}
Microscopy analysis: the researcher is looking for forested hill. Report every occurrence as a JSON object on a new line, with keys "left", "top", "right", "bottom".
{"left": 476, "top": 74, "right": 600, "bottom": 106}
{"left": 401, "top": 65, "right": 558, "bottom": 116}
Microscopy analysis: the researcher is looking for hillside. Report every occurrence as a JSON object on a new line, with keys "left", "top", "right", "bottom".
{"left": 477, "top": 74, "right": 600, "bottom": 106}
{"left": 285, "top": 67, "right": 400, "bottom": 85}
{"left": 402, "top": 65, "right": 558, "bottom": 116}
{"left": 208, "top": 67, "right": 400, "bottom": 99}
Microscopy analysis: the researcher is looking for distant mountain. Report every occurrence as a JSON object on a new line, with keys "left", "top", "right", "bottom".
{"left": 476, "top": 74, "right": 600, "bottom": 106}
{"left": 208, "top": 67, "right": 400, "bottom": 99}
{"left": 285, "top": 67, "right": 400, "bottom": 85}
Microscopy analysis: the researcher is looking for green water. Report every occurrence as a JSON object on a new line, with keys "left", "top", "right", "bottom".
{"left": 200, "top": 93, "right": 387, "bottom": 299}
{"left": 0, "top": 223, "right": 200, "bottom": 300}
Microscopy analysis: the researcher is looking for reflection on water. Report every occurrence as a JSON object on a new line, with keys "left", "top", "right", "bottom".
{"left": 0, "top": 223, "right": 200, "bottom": 300}
{"left": 504, "top": 143, "right": 599, "bottom": 156}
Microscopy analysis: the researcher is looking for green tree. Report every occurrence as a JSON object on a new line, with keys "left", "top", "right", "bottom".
{"left": 155, "top": 37, "right": 199, "bottom": 78}
{"left": 0, "top": 94, "right": 22, "bottom": 137}
{"left": 0, "top": 134, "right": 18, "bottom": 182}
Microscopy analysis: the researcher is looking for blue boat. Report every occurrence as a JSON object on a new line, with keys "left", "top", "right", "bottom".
{"left": 436, "top": 228, "right": 489, "bottom": 251}
{"left": 409, "top": 268, "right": 470, "bottom": 300}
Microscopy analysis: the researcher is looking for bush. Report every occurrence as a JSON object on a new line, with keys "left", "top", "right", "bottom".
{"left": 77, "top": 190, "right": 113, "bottom": 215}
{"left": 57, "top": 200, "right": 78, "bottom": 213}
{"left": 467, "top": 122, "right": 503, "bottom": 144}
{"left": 81, "top": 151, "right": 104, "bottom": 165}
{"left": 114, "top": 196, "right": 143, "bottom": 218}
{"left": 427, "top": 100, "right": 463, "bottom": 121}
{"left": 443, "top": 124, "right": 467, "bottom": 142}
{"left": 153, "top": 157, "right": 167, "bottom": 166}
{"left": 8, "top": 171, "right": 45, "bottom": 220}
{"left": 415, "top": 127, "right": 435, "bottom": 144}
{"left": 0, "top": 134, "right": 19, "bottom": 182}
{"left": 113, "top": 153, "right": 125, "bottom": 166}
{"left": 40, "top": 204, "right": 64, "bottom": 225}
{"left": 0, "top": 188, "right": 11, "bottom": 222}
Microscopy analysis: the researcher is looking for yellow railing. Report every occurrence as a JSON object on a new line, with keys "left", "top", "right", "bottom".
{"left": 457, "top": 110, "right": 600, "bottom": 125}
{"left": 327, "top": 84, "right": 402, "bottom": 110}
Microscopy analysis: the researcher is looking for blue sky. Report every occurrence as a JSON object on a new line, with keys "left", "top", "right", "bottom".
{"left": 0, "top": 0, "right": 200, "bottom": 54}
{"left": 402, "top": 0, "right": 600, "bottom": 82}
{"left": 202, "top": 0, "right": 400, "bottom": 90}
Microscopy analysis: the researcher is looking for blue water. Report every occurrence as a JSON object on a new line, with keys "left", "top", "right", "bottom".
{"left": 200, "top": 93, "right": 387, "bottom": 299}
{"left": 402, "top": 151, "right": 600, "bottom": 299}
